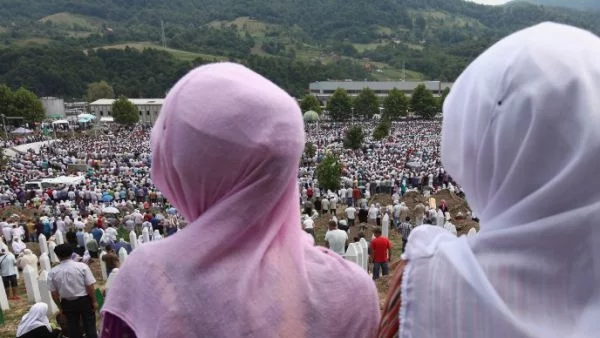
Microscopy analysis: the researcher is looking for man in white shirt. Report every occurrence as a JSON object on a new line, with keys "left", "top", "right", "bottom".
{"left": 329, "top": 196, "right": 338, "bottom": 216}
{"left": 49, "top": 244, "right": 98, "bottom": 338}
{"left": 324, "top": 221, "right": 348, "bottom": 256}
{"left": 345, "top": 205, "right": 357, "bottom": 227}
{"left": 302, "top": 215, "right": 315, "bottom": 240}
{"left": 73, "top": 218, "right": 85, "bottom": 231}
{"left": 0, "top": 249, "right": 18, "bottom": 300}
{"left": 321, "top": 197, "right": 330, "bottom": 215}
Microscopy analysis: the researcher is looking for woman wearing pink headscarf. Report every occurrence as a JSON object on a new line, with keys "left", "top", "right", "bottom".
{"left": 378, "top": 22, "right": 600, "bottom": 338}
{"left": 101, "top": 63, "right": 380, "bottom": 337}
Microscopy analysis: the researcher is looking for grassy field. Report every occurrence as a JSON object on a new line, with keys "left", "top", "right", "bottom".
{"left": 38, "top": 12, "right": 100, "bottom": 30}
{"left": 208, "top": 16, "right": 269, "bottom": 37}
{"left": 95, "top": 42, "right": 227, "bottom": 62}
{"left": 13, "top": 38, "right": 51, "bottom": 47}
{"left": 352, "top": 42, "right": 389, "bottom": 53}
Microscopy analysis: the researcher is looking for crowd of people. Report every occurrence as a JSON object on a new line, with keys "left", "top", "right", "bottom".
{"left": 4, "top": 22, "right": 599, "bottom": 338}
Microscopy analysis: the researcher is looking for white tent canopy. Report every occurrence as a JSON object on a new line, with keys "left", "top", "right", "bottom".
{"left": 11, "top": 127, "right": 33, "bottom": 135}
{"left": 100, "top": 117, "right": 114, "bottom": 122}
{"left": 52, "top": 120, "right": 69, "bottom": 125}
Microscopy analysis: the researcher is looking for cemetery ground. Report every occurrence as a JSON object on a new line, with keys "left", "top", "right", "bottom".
{"left": 0, "top": 190, "right": 476, "bottom": 337}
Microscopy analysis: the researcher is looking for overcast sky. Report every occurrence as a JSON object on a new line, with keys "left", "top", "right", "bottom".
{"left": 468, "top": 0, "right": 511, "bottom": 5}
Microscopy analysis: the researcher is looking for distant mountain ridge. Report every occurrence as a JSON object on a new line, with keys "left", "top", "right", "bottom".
{"left": 512, "top": 0, "right": 600, "bottom": 11}
{"left": 1, "top": 0, "right": 600, "bottom": 99}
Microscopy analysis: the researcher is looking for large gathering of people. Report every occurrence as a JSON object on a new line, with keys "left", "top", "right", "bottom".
{"left": 1, "top": 22, "right": 599, "bottom": 338}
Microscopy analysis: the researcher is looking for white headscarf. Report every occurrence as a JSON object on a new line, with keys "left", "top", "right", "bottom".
{"left": 16, "top": 303, "right": 51, "bottom": 337}
{"left": 402, "top": 23, "right": 600, "bottom": 337}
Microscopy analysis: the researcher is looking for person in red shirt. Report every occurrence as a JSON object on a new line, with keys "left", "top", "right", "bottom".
{"left": 352, "top": 186, "right": 361, "bottom": 206}
{"left": 370, "top": 227, "right": 391, "bottom": 280}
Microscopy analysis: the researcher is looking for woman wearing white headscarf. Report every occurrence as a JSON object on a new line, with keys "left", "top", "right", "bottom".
{"left": 16, "top": 303, "right": 55, "bottom": 338}
{"left": 379, "top": 22, "right": 600, "bottom": 337}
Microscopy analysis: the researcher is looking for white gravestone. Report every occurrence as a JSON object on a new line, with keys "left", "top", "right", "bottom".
{"left": 38, "top": 234, "right": 49, "bottom": 255}
{"left": 39, "top": 253, "right": 51, "bottom": 272}
{"left": 359, "top": 238, "right": 369, "bottom": 271}
{"left": 83, "top": 233, "right": 91, "bottom": 246}
{"left": 382, "top": 215, "right": 389, "bottom": 239}
{"left": 436, "top": 210, "right": 445, "bottom": 227}
{"left": 344, "top": 243, "right": 359, "bottom": 266}
{"left": 129, "top": 231, "right": 138, "bottom": 250}
{"left": 38, "top": 270, "right": 58, "bottom": 317}
{"left": 105, "top": 268, "right": 120, "bottom": 294}
{"left": 0, "top": 275, "right": 8, "bottom": 310}
{"left": 467, "top": 228, "right": 477, "bottom": 237}
{"left": 23, "top": 265, "right": 41, "bottom": 304}
{"left": 118, "top": 247, "right": 128, "bottom": 263}
{"left": 48, "top": 242, "right": 59, "bottom": 264}
{"left": 355, "top": 242, "right": 364, "bottom": 272}
{"left": 142, "top": 227, "right": 150, "bottom": 244}
{"left": 98, "top": 251, "right": 108, "bottom": 281}
{"left": 54, "top": 230, "right": 64, "bottom": 245}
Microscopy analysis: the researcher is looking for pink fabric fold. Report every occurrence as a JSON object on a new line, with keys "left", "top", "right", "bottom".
{"left": 101, "top": 62, "right": 379, "bottom": 337}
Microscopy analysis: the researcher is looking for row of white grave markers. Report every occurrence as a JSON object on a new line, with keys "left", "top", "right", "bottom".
{"left": 344, "top": 238, "right": 369, "bottom": 271}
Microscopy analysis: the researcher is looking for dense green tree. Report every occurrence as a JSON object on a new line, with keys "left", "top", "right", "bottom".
{"left": 372, "top": 120, "right": 391, "bottom": 141}
{"left": 353, "top": 88, "right": 379, "bottom": 118}
{"left": 0, "top": 85, "right": 15, "bottom": 118}
{"left": 300, "top": 95, "right": 322, "bottom": 114}
{"left": 86, "top": 81, "right": 115, "bottom": 102}
{"left": 12, "top": 87, "right": 44, "bottom": 123}
{"left": 344, "top": 125, "right": 364, "bottom": 150}
{"left": 383, "top": 88, "right": 409, "bottom": 120}
{"left": 112, "top": 96, "right": 139, "bottom": 125}
{"left": 410, "top": 84, "right": 437, "bottom": 119}
{"left": 326, "top": 88, "right": 352, "bottom": 121}
{"left": 316, "top": 154, "right": 343, "bottom": 192}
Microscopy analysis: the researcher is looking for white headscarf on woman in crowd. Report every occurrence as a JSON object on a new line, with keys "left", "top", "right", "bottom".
{"left": 401, "top": 22, "right": 600, "bottom": 337}
{"left": 16, "top": 303, "right": 52, "bottom": 337}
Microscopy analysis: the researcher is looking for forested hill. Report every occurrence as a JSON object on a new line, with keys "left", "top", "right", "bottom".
{"left": 513, "top": 0, "right": 600, "bottom": 12}
{"left": 0, "top": 0, "right": 600, "bottom": 99}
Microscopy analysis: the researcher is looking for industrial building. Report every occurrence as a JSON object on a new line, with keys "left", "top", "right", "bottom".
{"left": 308, "top": 80, "right": 453, "bottom": 105}
{"left": 89, "top": 98, "right": 164, "bottom": 124}
{"left": 41, "top": 97, "right": 65, "bottom": 118}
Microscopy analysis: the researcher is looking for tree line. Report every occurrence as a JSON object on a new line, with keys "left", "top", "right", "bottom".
{"left": 0, "top": 45, "right": 370, "bottom": 100}
{"left": 300, "top": 85, "right": 450, "bottom": 121}
{"left": 0, "top": 85, "right": 45, "bottom": 123}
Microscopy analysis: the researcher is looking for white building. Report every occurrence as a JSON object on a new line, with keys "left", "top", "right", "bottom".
{"left": 308, "top": 80, "right": 453, "bottom": 105}
{"left": 89, "top": 98, "right": 164, "bottom": 124}
{"left": 41, "top": 97, "right": 65, "bottom": 118}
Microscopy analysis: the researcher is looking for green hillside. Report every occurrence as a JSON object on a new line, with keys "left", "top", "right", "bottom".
{"left": 0, "top": 0, "right": 599, "bottom": 98}
{"left": 512, "top": 0, "right": 600, "bottom": 11}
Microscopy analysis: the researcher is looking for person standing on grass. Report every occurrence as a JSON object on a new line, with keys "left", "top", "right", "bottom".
{"left": 399, "top": 217, "right": 413, "bottom": 253}
{"left": 48, "top": 244, "right": 98, "bottom": 338}
{"left": 321, "top": 196, "right": 330, "bottom": 215}
{"left": 0, "top": 248, "right": 19, "bottom": 300}
{"left": 370, "top": 227, "right": 391, "bottom": 280}
{"left": 325, "top": 220, "right": 348, "bottom": 256}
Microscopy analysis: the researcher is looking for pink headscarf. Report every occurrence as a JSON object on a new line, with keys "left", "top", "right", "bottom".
{"left": 101, "top": 63, "right": 379, "bottom": 337}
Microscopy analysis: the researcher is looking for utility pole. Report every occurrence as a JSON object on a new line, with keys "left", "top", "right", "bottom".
{"left": 161, "top": 20, "right": 167, "bottom": 48}
{"left": 0, "top": 115, "right": 6, "bottom": 139}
